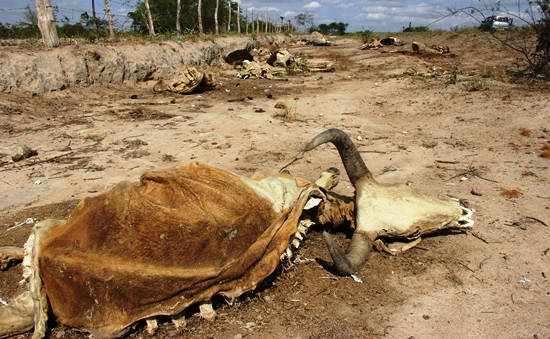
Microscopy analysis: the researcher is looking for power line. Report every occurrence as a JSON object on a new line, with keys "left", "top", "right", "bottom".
{"left": 0, "top": 8, "right": 28, "bottom": 12}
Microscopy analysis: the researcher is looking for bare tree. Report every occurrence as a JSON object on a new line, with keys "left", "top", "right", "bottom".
{"left": 237, "top": 3, "right": 240, "bottom": 34}
{"left": 214, "top": 0, "right": 219, "bottom": 35}
{"left": 144, "top": 0, "right": 155, "bottom": 35}
{"left": 176, "top": 0, "right": 181, "bottom": 38}
{"left": 91, "top": 0, "right": 100, "bottom": 39}
{"left": 198, "top": 0, "right": 203, "bottom": 35}
{"left": 227, "top": 0, "right": 231, "bottom": 31}
{"left": 251, "top": 9, "right": 254, "bottom": 33}
{"left": 35, "top": 0, "right": 59, "bottom": 47}
{"left": 103, "top": 0, "right": 116, "bottom": 42}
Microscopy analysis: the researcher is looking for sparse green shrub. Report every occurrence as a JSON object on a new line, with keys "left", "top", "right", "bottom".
{"left": 360, "top": 29, "right": 375, "bottom": 43}
{"left": 464, "top": 77, "right": 491, "bottom": 91}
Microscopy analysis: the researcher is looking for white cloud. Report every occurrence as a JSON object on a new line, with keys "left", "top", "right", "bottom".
{"left": 282, "top": 10, "right": 300, "bottom": 18}
{"left": 336, "top": 3, "right": 355, "bottom": 9}
{"left": 321, "top": 0, "right": 345, "bottom": 4}
{"left": 303, "top": 2, "right": 322, "bottom": 11}
{"left": 247, "top": 6, "right": 280, "bottom": 14}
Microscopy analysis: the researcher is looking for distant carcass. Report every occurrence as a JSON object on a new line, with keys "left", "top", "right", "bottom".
{"left": 224, "top": 49, "right": 254, "bottom": 67}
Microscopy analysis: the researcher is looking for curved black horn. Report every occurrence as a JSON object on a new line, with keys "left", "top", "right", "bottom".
{"left": 306, "top": 129, "right": 373, "bottom": 275}
{"left": 304, "top": 128, "right": 369, "bottom": 184}
{"left": 322, "top": 231, "right": 372, "bottom": 275}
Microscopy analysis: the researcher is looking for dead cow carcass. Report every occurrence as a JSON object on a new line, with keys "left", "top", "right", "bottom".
{"left": 153, "top": 67, "right": 217, "bottom": 94}
{"left": 304, "top": 129, "right": 474, "bottom": 275}
{"left": 0, "top": 163, "right": 341, "bottom": 338}
{"left": 266, "top": 49, "right": 293, "bottom": 67}
{"left": 223, "top": 49, "right": 254, "bottom": 67}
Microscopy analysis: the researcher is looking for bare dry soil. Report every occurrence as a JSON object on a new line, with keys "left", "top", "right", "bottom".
{"left": 1, "top": 31, "right": 549, "bottom": 339}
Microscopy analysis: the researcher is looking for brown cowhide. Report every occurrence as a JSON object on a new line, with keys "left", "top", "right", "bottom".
{"left": 31, "top": 162, "right": 325, "bottom": 337}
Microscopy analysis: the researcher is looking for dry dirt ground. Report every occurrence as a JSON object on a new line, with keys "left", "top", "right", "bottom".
{"left": 1, "top": 32, "right": 549, "bottom": 339}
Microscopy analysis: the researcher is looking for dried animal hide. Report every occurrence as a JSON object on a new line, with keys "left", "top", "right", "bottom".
{"left": 1, "top": 163, "right": 329, "bottom": 338}
{"left": 153, "top": 67, "right": 217, "bottom": 94}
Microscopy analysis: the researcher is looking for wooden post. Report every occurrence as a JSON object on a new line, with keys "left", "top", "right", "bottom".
{"left": 214, "top": 0, "right": 219, "bottom": 35}
{"left": 237, "top": 3, "right": 240, "bottom": 34}
{"left": 103, "top": 0, "right": 116, "bottom": 42}
{"left": 35, "top": 0, "right": 59, "bottom": 47}
{"left": 176, "top": 0, "right": 181, "bottom": 38}
{"left": 144, "top": 0, "right": 155, "bottom": 35}
{"left": 227, "top": 0, "right": 231, "bottom": 32}
{"left": 198, "top": 0, "right": 203, "bottom": 35}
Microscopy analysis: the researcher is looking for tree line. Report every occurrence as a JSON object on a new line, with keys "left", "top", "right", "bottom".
{"left": 1, "top": 0, "right": 353, "bottom": 47}
{"left": 3, "top": 0, "right": 302, "bottom": 46}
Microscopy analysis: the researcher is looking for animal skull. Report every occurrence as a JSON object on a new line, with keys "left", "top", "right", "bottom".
{"left": 304, "top": 128, "right": 474, "bottom": 275}
{"left": 0, "top": 163, "right": 341, "bottom": 338}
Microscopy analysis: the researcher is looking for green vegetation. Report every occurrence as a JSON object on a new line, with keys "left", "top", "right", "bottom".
{"left": 464, "top": 77, "right": 492, "bottom": 91}
{"left": 317, "top": 22, "right": 349, "bottom": 35}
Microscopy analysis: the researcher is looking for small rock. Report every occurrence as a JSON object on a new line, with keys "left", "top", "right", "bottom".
{"left": 470, "top": 188, "right": 483, "bottom": 196}
{"left": 228, "top": 97, "right": 245, "bottom": 102}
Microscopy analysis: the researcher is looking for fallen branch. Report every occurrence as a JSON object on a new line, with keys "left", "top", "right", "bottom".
{"left": 448, "top": 166, "right": 498, "bottom": 183}
{"left": 279, "top": 152, "right": 305, "bottom": 173}
{"left": 526, "top": 216, "right": 548, "bottom": 227}
{"left": 470, "top": 231, "right": 488, "bottom": 244}
{"left": 0, "top": 152, "right": 74, "bottom": 172}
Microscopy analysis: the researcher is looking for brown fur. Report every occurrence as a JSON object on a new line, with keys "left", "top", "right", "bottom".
{"left": 37, "top": 163, "right": 317, "bottom": 337}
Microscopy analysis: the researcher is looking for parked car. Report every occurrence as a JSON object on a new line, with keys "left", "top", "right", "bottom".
{"left": 479, "top": 16, "right": 513, "bottom": 31}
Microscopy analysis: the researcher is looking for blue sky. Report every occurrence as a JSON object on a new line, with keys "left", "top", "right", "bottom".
{"left": 0, "top": 0, "right": 525, "bottom": 32}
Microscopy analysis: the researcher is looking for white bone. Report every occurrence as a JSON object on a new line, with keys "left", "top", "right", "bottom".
{"left": 198, "top": 302, "right": 216, "bottom": 321}
{"left": 145, "top": 318, "right": 158, "bottom": 334}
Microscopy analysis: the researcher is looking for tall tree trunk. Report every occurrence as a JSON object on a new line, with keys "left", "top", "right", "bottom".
{"left": 91, "top": 0, "right": 99, "bottom": 39}
{"left": 197, "top": 0, "right": 203, "bottom": 35}
{"left": 103, "top": 0, "right": 116, "bottom": 42}
{"left": 176, "top": 0, "right": 181, "bottom": 38}
{"left": 144, "top": 0, "right": 155, "bottom": 35}
{"left": 227, "top": 0, "right": 231, "bottom": 31}
{"left": 237, "top": 3, "right": 240, "bottom": 34}
{"left": 245, "top": 7, "right": 248, "bottom": 35}
{"left": 214, "top": 0, "right": 219, "bottom": 35}
{"left": 35, "top": 0, "right": 59, "bottom": 47}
